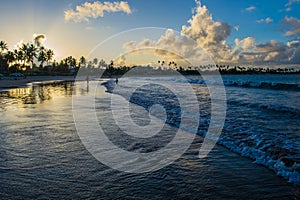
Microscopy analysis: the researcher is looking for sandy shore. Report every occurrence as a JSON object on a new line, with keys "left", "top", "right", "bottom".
{"left": 0, "top": 76, "right": 75, "bottom": 90}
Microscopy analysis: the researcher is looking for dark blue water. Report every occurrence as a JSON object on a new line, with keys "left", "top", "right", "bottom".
{"left": 104, "top": 75, "right": 300, "bottom": 184}
{"left": 0, "top": 79, "right": 299, "bottom": 199}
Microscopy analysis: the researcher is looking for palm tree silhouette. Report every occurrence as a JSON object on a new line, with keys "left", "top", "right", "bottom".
{"left": 5, "top": 50, "right": 16, "bottom": 66}
{"left": 14, "top": 49, "right": 25, "bottom": 66}
{"left": 21, "top": 43, "right": 37, "bottom": 69}
{"left": 92, "top": 58, "right": 98, "bottom": 67}
{"left": 65, "top": 56, "right": 77, "bottom": 68}
{"left": 79, "top": 56, "right": 87, "bottom": 67}
{"left": 0, "top": 40, "right": 8, "bottom": 54}
{"left": 37, "top": 46, "right": 47, "bottom": 68}
{"left": 46, "top": 49, "right": 54, "bottom": 66}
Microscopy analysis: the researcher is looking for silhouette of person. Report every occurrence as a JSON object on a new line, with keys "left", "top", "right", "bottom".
{"left": 86, "top": 75, "right": 89, "bottom": 92}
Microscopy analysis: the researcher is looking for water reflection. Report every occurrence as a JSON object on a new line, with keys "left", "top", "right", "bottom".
{"left": 0, "top": 81, "right": 75, "bottom": 107}
{"left": 0, "top": 79, "right": 299, "bottom": 199}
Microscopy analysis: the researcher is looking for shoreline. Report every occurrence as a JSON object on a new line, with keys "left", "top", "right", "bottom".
{"left": 101, "top": 78, "right": 300, "bottom": 186}
{"left": 0, "top": 76, "right": 76, "bottom": 90}
{"left": 1, "top": 73, "right": 298, "bottom": 91}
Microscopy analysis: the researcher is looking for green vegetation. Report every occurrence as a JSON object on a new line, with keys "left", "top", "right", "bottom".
{"left": 0, "top": 39, "right": 299, "bottom": 77}
{"left": 0, "top": 40, "right": 54, "bottom": 75}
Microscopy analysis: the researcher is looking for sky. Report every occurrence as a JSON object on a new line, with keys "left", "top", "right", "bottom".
{"left": 1, "top": 0, "right": 300, "bottom": 66}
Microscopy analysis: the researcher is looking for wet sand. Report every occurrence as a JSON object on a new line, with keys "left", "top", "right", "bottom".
{"left": 0, "top": 76, "right": 75, "bottom": 90}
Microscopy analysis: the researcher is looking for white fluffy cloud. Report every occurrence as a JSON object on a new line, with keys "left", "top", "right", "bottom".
{"left": 256, "top": 17, "right": 273, "bottom": 24}
{"left": 123, "top": 29, "right": 212, "bottom": 66}
{"left": 181, "top": 3, "right": 233, "bottom": 63}
{"left": 65, "top": 1, "right": 132, "bottom": 22}
{"left": 180, "top": 3, "right": 300, "bottom": 64}
{"left": 245, "top": 6, "right": 256, "bottom": 12}
{"left": 122, "top": 2, "right": 300, "bottom": 65}
{"left": 232, "top": 37, "right": 256, "bottom": 61}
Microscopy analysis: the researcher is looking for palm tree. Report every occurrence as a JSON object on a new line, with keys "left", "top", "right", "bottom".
{"left": 20, "top": 43, "right": 37, "bottom": 75}
{"left": 98, "top": 59, "right": 107, "bottom": 69}
{"left": 45, "top": 49, "right": 54, "bottom": 65}
{"left": 14, "top": 49, "right": 25, "bottom": 66}
{"left": 2, "top": 50, "right": 16, "bottom": 72}
{"left": 0, "top": 40, "right": 8, "bottom": 54}
{"left": 21, "top": 43, "right": 37, "bottom": 68}
{"left": 79, "top": 56, "right": 86, "bottom": 67}
{"left": 37, "top": 47, "right": 47, "bottom": 68}
{"left": 64, "top": 56, "right": 77, "bottom": 67}
{"left": 5, "top": 50, "right": 16, "bottom": 66}
{"left": 92, "top": 58, "right": 98, "bottom": 67}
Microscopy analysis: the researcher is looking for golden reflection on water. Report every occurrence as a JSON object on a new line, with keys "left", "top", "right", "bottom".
{"left": 0, "top": 82, "right": 75, "bottom": 107}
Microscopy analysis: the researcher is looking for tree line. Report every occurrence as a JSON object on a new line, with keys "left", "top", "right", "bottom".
{"left": 0, "top": 40, "right": 129, "bottom": 76}
{"left": 0, "top": 40, "right": 54, "bottom": 74}
{"left": 1, "top": 39, "right": 299, "bottom": 76}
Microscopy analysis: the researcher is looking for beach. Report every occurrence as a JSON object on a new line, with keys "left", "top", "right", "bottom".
{"left": 1, "top": 0, "right": 300, "bottom": 198}
{"left": 0, "top": 76, "right": 75, "bottom": 90}
{"left": 0, "top": 78, "right": 299, "bottom": 199}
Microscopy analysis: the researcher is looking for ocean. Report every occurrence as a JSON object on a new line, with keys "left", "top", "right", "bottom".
{"left": 0, "top": 74, "right": 299, "bottom": 199}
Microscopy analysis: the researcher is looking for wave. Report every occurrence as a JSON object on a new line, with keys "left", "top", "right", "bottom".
{"left": 102, "top": 80, "right": 300, "bottom": 185}
{"left": 169, "top": 77, "right": 300, "bottom": 91}
{"left": 227, "top": 100, "right": 300, "bottom": 117}
{"left": 223, "top": 81, "right": 300, "bottom": 91}
{"left": 194, "top": 80, "right": 300, "bottom": 91}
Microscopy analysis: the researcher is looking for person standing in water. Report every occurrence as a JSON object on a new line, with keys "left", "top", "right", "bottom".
{"left": 86, "top": 75, "right": 89, "bottom": 92}
{"left": 115, "top": 77, "right": 118, "bottom": 84}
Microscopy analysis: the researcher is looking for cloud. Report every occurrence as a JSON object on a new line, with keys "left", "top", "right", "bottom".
{"left": 285, "top": 0, "right": 300, "bottom": 7}
{"left": 123, "top": 29, "right": 213, "bottom": 66}
{"left": 289, "top": 40, "right": 300, "bottom": 63}
{"left": 123, "top": 41, "right": 136, "bottom": 50}
{"left": 33, "top": 34, "right": 46, "bottom": 47}
{"left": 235, "top": 37, "right": 256, "bottom": 50}
{"left": 65, "top": 1, "right": 132, "bottom": 22}
{"left": 236, "top": 40, "right": 300, "bottom": 64}
{"left": 85, "top": 26, "right": 94, "bottom": 30}
{"left": 245, "top": 6, "right": 256, "bottom": 12}
{"left": 15, "top": 40, "right": 25, "bottom": 49}
{"left": 256, "top": 17, "right": 273, "bottom": 24}
{"left": 285, "top": 0, "right": 300, "bottom": 11}
{"left": 287, "top": 39, "right": 300, "bottom": 48}
{"left": 122, "top": 2, "right": 300, "bottom": 66}
{"left": 114, "top": 55, "right": 126, "bottom": 66}
{"left": 281, "top": 16, "right": 300, "bottom": 37}
{"left": 179, "top": 3, "right": 300, "bottom": 65}
{"left": 235, "top": 40, "right": 297, "bottom": 64}
{"left": 255, "top": 40, "right": 295, "bottom": 62}
{"left": 181, "top": 3, "right": 233, "bottom": 63}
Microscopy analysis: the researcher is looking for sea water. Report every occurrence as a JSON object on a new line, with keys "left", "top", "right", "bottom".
{"left": 104, "top": 74, "right": 300, "bottom": 184}
{"left": 0, "top": 76, "right": 299, "bottom": 199}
